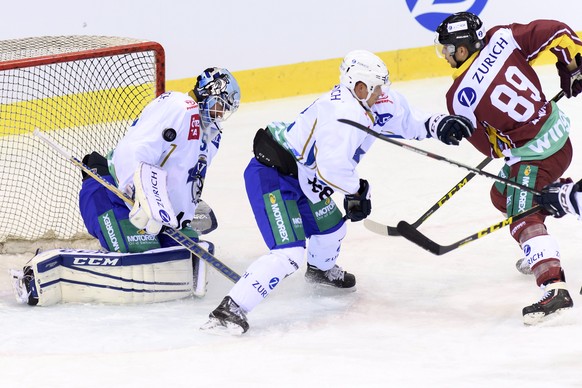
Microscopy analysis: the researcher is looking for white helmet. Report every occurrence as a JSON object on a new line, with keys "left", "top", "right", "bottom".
{"left": 339, "top": 50, "right": 390, "bottom": 105}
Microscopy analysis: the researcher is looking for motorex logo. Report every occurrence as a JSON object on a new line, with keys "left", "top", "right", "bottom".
{"left": 457, "top": 87, "right": 477, "bottom": 107}
{"left": 406, "top": 0, "right": 488, "bottom": 32}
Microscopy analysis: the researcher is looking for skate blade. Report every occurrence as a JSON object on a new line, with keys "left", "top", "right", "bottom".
{"left": 523, "top": 306, "right": 573, "bottom": 326}
{"left": 306, "top": 283, "right": 357, "bottom": 296}
{"left": 199, "top": 318, "right": 245, "bottom": 336}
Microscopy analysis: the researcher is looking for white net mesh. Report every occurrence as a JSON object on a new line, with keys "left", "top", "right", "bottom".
{"left": 0, "top": 36, "right": 165, "bottom": 250}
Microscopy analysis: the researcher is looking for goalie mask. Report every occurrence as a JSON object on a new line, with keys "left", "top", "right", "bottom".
{"left": 193, "top": 67, "right": 241, "bottom": 130}
{"left": 435, "top": 12, "right": 485, "bottom": 66}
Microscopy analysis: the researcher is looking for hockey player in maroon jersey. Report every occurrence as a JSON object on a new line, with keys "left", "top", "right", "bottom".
{"left": 435, "top": 12, "right": 582, "bottom": 324}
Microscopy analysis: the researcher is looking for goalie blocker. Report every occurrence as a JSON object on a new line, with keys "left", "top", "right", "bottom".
{"left": 10, "top": 242, "right": 214, "bottom": 306}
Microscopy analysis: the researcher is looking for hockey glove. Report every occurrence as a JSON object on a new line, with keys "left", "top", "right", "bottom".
{"left": 129, "top": 162, "right": 178, "bottom": 234}
{"left": 343, "top": 179, "right": 372, "bottom": 222}
{"left": 427, "top": 114, "right": 474, "bottom": 146}
{"left": 534, "top": 178, "right": 582, "bottom": 218}
{"left": 556, "top": 53, "right": 582, "bottom": 98}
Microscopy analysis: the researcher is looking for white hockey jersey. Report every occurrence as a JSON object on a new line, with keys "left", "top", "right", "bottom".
{"left": 371, "top": 88, "right": 431, "bottom": 140}
{"left": 271, "top": 84, "right": 430, "bottom": 202}
{"left": 110, "top": 91, "right": 220, "bottom": 229}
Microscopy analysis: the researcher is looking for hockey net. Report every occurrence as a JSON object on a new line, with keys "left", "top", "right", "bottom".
{"left": 0, "top": 36, "right": 165, "bottom": 253}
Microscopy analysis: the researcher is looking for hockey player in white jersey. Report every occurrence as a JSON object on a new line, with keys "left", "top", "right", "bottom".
{"left": 11, "top": 67, "right": 241, "bottom": 306}
{"left": 201, "top": 50, "right": 474, "bottom": 334}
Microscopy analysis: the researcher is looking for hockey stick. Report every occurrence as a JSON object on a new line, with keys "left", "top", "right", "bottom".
{"left": 396, "top": 205, "right": 541, "bottom": 255}
{"left": 363, "top": 90, "right": 565, "bottom": 238}
{"left": 33, "top": 129, "right": 241, "bottom": 283}
{"left": 362, "top": 91, "right": 564, "bottom": 236}
{"left": 364, "top": 156, "right": 493, "bottom": 236}
{"left": 340, "top": 91, "right": 565, "bottom": 196}
{"left": 338, "top": 118, "right": 542, "bottom": 195}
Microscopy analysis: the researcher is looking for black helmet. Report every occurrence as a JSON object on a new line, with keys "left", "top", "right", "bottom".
{"left": 436, "top": 12, "right": 485, "bottom": 56}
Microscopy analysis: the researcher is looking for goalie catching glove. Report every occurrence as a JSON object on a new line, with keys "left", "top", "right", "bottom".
{"left": 128, "top": 162, "right": 178, "bottom": 234}
{"left": 426, "top": 114, "right": 474, "bottom": 145}
{"left": 344, "top": 179, "right": 371, "bottom": 222}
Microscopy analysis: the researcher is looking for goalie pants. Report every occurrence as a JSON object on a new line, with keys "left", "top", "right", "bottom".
{"left": 79, "top": 174, "right": 196, "bottom": 253}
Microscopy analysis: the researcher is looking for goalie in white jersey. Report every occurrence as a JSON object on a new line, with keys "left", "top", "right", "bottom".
{"left": 11, "top": 68, "right": 241, "bottom": 306}
{"left": 201, "top": 50, "right": 475, "bottom": 334}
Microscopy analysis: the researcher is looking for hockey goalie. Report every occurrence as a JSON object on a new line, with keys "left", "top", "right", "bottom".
{"left": 10, "top": 67, "right": 241, "bottom": 306}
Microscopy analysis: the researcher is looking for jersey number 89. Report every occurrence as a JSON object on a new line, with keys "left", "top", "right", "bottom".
{"left": 490, "top": 66, "right": 541, "bottom": 122}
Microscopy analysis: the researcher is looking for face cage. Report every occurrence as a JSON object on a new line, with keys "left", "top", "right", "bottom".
{"left": 200, "top": 94, "right": 239, "bottom": 127}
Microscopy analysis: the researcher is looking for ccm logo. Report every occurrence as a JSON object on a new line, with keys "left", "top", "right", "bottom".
{"left": 72, "top": 257, "right": 120, "bottom": 266}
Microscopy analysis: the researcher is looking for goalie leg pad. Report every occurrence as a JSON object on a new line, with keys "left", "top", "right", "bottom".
{"left": 17, "top": 246, "right": 198, "bottom": 306}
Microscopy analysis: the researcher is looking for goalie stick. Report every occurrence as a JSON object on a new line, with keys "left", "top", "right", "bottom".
{"left": 364, "top": 156, "right": 493, "bottom": 236}
{"left": 396, "top": 205, "right": 541, "bottom": 255}
{"left": 33, "top": 129, "right": 241, "bottom": 283}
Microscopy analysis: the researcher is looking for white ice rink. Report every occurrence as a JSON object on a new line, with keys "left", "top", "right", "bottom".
{"left": 1, "top": 65, "right": 582, "bottom": 387}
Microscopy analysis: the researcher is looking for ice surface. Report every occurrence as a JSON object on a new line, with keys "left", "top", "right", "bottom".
{"left": 1, "top": 66, "right": 581, "bottom": 387}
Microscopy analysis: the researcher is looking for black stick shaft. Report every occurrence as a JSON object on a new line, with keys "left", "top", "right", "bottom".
{"left": 397, "top": 206, "right": 541, "bottom": 255}
{"left": 338, "top": 118, "right": 541, "bottom": 195}
{"left": 339, "top": 91, "right": 564, "bottom": 197}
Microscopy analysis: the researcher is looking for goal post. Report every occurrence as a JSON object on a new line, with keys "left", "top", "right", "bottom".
{"left": 0, "top": 36, "right": 165, "bottom": 250}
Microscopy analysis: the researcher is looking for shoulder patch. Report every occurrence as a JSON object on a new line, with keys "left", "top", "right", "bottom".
{"left": 188, "top": 114, "right": 201, "bottom": 140}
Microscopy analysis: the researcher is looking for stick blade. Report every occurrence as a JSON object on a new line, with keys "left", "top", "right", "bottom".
{"left": 363, "top": 219, "right": 400, "bottom": 236}
{"left": 396, "top": 221, "right": 443, "bottom": 255}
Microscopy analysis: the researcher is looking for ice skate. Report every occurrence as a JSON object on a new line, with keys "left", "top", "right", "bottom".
{"left": 200, "top": 296, "right": 249, "bottom": 335}
{"left": 305, "top": 264, "right": 356, "bottom": 289}
{"left": 522, "top": 282, "right": 573, "bottom": 325}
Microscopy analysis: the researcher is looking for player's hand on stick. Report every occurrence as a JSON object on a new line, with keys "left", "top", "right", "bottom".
{"left": 427, "top": 114, "right": 474, "bottom": 145}
{"left": 556, "top": 53, "right": 582, "bottom": 98}
{"left": 534, "top": 178, "right": 581, "bottom": 218}
{"left": 344, "top": 179, "right": 372, "bottom": 222}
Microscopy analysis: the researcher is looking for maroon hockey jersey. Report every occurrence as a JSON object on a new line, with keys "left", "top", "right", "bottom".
{"left": 445, "top": 20, "right": 582, "bottom": 161}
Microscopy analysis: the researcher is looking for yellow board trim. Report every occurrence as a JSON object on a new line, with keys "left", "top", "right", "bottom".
{"left": 0, "top": 86, "right": 150, "bottom": 135}
{"left": 167, "top": 42, "right": 570, "bottom": 103}
{"left": 1, "top": 38, "right": 574, "bottom": 137}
